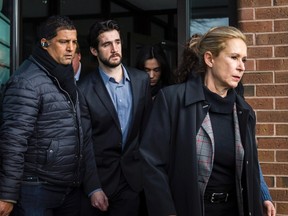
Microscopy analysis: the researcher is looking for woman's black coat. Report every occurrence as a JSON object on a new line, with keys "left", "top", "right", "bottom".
{"left": 140, "top": 75, "right": 263, "bottom": 216}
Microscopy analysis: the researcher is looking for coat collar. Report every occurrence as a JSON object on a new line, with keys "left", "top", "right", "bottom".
{"left": 184, "top": 75, "right": 206, "bottom": 107}
{"left": 184, "top": 75, "right": 254, "bottom": 117}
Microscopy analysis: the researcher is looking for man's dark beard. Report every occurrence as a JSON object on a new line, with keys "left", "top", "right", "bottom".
{"left": 99, "top": 55, "right": 122, "bottom": 68}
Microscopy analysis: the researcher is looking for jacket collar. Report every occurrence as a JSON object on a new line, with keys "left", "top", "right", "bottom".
{"left": 184, "top": 75, "right": 206, "bottom": 106}
{"left": 184, "top": 75, "right": 253, "bottom": 113}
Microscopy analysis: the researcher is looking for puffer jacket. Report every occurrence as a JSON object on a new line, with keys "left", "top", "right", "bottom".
{"left": 0, "top": 56, "right": 85, "bottom": 202}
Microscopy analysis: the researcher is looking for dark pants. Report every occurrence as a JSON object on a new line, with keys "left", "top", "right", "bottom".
{"left": 12, "top": 182, "right": 81, "bottom": 216}
{"left": 80, "top": 175, "right": 140, "bottom": 216}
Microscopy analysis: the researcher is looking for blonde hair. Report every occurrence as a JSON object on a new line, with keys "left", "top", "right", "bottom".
{"left": 176, "top": 26, "right": 246, "bottom": 83}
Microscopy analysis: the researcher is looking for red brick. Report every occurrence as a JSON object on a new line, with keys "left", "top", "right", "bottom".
{"left": 257, "top": 137, "right": 288, "bottom": 149}
{"left": 273, "top": 0, "right": 288, "bottom": 6}
{"left": 244, "top": 59, "right": 256, "bottom": 71}
{"left": 276, "top": 151, "right": 288, "bottom": 162}
{"left": 261, "top": 163, "right": 288, "bottom": 175}
{"left": 277, "top": 202, "right": 288, "bottom": 214}
{"left": 263, "top": 176, "right": 275, "bottom": 187}
{"left": 245, "top": 98, "right": 273, "bottom": 109}
{"left": 240, "top": 21, "right": 273, "bottom": 33}
{"left": 239, "top": 8, "right": 254, "bottom": 20}
{"left": 256, "top": 33, "right": 288, "bottom": 45}
{"left": 256, "top": 123, "right": 274, "bottom": 135}
{"left": 257, "top": 111, "right": 288, "bottom": 122}
{"left": 244, "top": 34, "right": 254, "bottom": 46}
{"left": 256, "top": 85, "right": 288, "bottom": 97}
{"left": 276, "top": 98, "right": 288, "bottom": 109}
{"left": 247, "top": 46, "right": 273, "bottom": 58}
{"left": 276, "top": 176, "right": 288, "bottom": 188}
{"left": 225, "top": 2, "right": 287, "bottom": 212}
{"left": 269, "top": 189, "right": 288, "bottom": 201}
{"left": 242, "top": 72, "right": 273, "bottom": 83}
{"left": 256, "top": 7, "right": 288, "bottom": 19}
{"left": 243, "top": 85, "right": 255, "bottom": 97}
{"left": 275, "top": 46, "right": 288, "bottom": 57}
{"left": 258, "top": 150, "right": 275, "bottom": 161}
{"left": 275, "top": 71, "right": 288, "bottom": 83}
{"left": 239, "top": 0, "right": 272, "bottom": 7}
{"left": 275, "top": 20, "right": 288, "bottom": 32}
{"left": 256, "top": 59, "right": 288, "bottom": 70}
{"left": 276, "top": 124, "right": 288, "bottom": 136}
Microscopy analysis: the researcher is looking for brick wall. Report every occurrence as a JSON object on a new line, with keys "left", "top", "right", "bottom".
{"left": 239, "top": 0, "right": 288, "bottom": 215}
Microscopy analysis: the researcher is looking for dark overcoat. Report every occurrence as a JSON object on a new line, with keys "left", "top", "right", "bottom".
{"left": 140, "top": 75, "right": 262, "bottom": 216}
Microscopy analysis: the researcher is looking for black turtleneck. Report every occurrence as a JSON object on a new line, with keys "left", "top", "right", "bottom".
{"left": 203, "top": 86, "right": 237, "bottom": 194}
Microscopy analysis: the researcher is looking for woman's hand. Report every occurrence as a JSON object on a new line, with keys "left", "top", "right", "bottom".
{"left": 263, "top": 200, "right": 276, "bottom": 216}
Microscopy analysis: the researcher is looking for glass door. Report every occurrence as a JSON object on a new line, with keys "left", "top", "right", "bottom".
{"left": 189, "top": 0, "right": 238, "bottom": 35}
{"left": 0, "top": 0, "right": 12, "bottom": 86}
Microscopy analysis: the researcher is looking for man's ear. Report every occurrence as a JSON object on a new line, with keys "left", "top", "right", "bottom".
{"left": 40, "top": 38, "right": 49, "bottom": 49}
{"left": 90, "top": 47, "right": 98, "bottom": 57}
{"left": 204, "top": 51, "right": 214, "bottom": 67}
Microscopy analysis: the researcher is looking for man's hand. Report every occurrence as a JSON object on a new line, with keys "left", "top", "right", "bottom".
{"left": 90, "top": 190, "right": 109, "bottom": 211}
{"left": 263, "top": 200, "right": 276, "bottom": 216}
{"left": 0, "top": 200, "right": 13, "bottom": 216}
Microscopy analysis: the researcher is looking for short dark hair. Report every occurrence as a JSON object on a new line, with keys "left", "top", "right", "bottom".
{"left": 38, "top": 15, "right": 76, "bottom": 40}
{"left": 88, "top": 20, "right": 120, "bottom": 49}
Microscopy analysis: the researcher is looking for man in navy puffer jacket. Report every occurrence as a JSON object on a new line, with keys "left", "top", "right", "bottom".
{"left": 0, "top": 15, "right": 100, "bottom": 216}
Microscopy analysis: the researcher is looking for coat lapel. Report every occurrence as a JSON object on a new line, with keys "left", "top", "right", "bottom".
{"left": 122, "top": 68, "right": 137, "bottom": 150}
{"left": 92, "top": 69, "right": 122, "bottom": 131}
{"left": 128, "top": 69, "right": 137, "bottom": 123}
